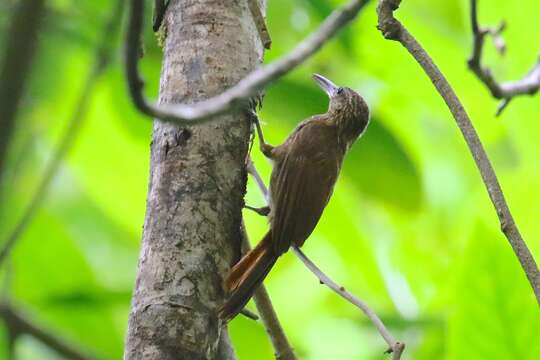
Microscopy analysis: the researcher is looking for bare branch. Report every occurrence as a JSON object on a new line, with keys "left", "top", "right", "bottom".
{"left": 468, "top": 0, "right": 540, "bottom": 115}
{"left": 377, "top": 0, "right": 540, "bottom": 303}
{"left": 240, "top": 222, "right": 297, "bottom": 360}
{"left": 0, "top": 0, "right": 46, "bottom": 179}
{"left": 0, "top": 0, "right": 124, "bottom": 267}
{"left": 125, "top": 0, "right": 370, "bottom": 124}
{"left": 0, "top": 302, "right": 97, "bottom": 360}
{"left": 292, "top": 247, "right": 405, "bottom": 358}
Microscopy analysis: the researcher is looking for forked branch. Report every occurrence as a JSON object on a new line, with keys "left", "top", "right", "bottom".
{"left": 468, "top": 0, "right": 540, "bottom": 115}
{"left": 377, "top": 0, "right": 540, "bottom": 304}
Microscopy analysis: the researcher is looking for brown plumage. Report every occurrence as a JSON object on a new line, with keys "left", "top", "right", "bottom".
{"left": 219, "top": 74, "right": 370, "bottom": 321}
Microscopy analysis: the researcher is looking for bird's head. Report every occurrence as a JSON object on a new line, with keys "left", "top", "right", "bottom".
{"left": 313, "top": 74, "right": 370, "bottom": 147}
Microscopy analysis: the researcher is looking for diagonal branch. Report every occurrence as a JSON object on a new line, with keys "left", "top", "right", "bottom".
{"left": 246, "top": 158, "right": 404, "bottom": 358}
{"left": 0, "top": 0, "right": 124, "bottom": 268}
{"left": 292, "top": 247, "right": 405, "bottom": 358}
{"left": 125, "top": 0, "right": 370, "bottom": 124}
{"left": 240, "top": 221, "right": 297, "bottom": 360}
{"left": 467, "top": 0, "right": 540, "bottom": 116}
{"left": 0, "top": 302, "right": 97, "bottom": 360}
{"left": 377, "top": 0, "right": 540, "bottom": 304}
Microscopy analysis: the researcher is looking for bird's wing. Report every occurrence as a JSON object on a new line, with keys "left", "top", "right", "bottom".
{"left": 269, "top": 121, "right": 341, "bottom": 255}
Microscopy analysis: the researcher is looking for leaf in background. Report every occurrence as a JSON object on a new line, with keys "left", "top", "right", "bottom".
{"left": 262, "top": 79, "right": 328, "bottom": 122}
{"left": 447, "top": 223, "right": 540, "bottom": 359}
{"left": 229, "top": 316, "right": 275, "bottom": 360}
{"left": 12, "top": 213, "right": 97, "bottom": 301}
{"left": 303, "top": 0, "right": 355, "bottom": 55}
{"left": 105, "top": 67, "right": 154, "bottom": 142}
{"left": 263, "top": 79, "right": 421, "bottom": 210}
{"left": 48, "top": 186, "right": 140, "bottom": 288}
{"left": 68, "top": 76, "right": 150, "bottom": 233}
{"left": 12, "top": 211, "right": 125, "bottom": 359}
{"left": 344, "top": 118, "right": 423, "bottom": 211}
{"left": 302, "top": 317, "right": 368, "bottom": 360}
{"left": 16, "top": 337, "right": 69, "bottom": 360}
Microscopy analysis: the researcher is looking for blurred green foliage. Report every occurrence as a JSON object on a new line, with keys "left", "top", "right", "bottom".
{"left": 1, "top": 0, "right": 539, "bottom": 359}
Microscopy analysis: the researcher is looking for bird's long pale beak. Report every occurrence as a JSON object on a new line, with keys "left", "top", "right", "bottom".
{"left": 312, "top": 73, "right": 339, "bottom": 97}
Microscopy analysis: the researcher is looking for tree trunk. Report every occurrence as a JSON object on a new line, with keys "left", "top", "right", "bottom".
{"left": 124, "top": 1, "right": 265, "bottom": 359}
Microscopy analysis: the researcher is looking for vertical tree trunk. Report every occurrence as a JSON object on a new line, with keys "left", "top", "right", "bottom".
{"left": 124, "top": 1, "right": 265, "bottom": 359}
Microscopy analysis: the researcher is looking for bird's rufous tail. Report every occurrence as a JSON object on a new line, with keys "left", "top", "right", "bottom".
{"left": 218, "top": 231, "right": 277, "bottom": 321}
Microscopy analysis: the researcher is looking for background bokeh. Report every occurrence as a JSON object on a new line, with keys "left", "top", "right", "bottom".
{"left": 1, "top": 0, "right": 539, "bottom": 359}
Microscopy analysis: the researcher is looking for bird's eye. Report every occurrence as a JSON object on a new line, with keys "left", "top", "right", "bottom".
{"left": 337, "top": 87, "right": 344, "bottom": 94}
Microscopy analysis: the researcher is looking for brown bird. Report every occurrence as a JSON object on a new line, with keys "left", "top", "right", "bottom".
{"left": 219, "top": 74, "right": 370, "bottom": 321}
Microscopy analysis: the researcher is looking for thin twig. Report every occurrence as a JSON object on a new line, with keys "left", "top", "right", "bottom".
{"left": 292, "top": 247, "right": 404, "bottom": 358}
{"left": 0, "top": 302, "right": 97, "bottom": 360}
{"left": 125, "top": 0, "right": 370, "bottom": 124}
{"left": 0, "top": 0, "right": 46, "bottom": 179}
{"left": 377, "top": 0, "right": 540, "bottom": 304}
{"left": 245, "top": 160, "right": 403, "bottom": 357}
{"left": 240, "top": 308, "right": 259, "bottom": 321}
{"left": 0, "top": 0, "right": 124, "bottom": 267}
{"left": 468, "top": 0, "right": 540, "bottom": 115}
{"left": 240, "top": 221, "right": 297, "bottom": 360}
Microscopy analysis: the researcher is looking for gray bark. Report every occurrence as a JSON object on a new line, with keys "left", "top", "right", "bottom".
{"left": 124, "top": 0, "right": 265, "bottom": 359}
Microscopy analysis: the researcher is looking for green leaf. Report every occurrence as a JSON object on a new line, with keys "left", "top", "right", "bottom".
{"left": 303, "top": 0, "right": 355, "bottom": 54}
{"left": 447, "top": 223, "right": 540, "bottom": 359}
{"left": 343, "top": 118, "right": 423, "bottom": 211}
